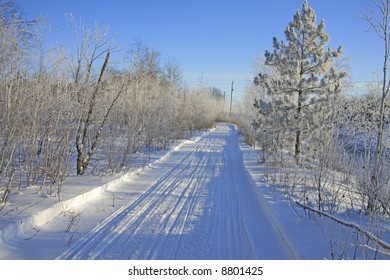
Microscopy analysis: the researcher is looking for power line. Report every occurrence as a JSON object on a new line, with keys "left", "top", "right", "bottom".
{"left": 183, "top": 80, "right": 250, "bottom": 85}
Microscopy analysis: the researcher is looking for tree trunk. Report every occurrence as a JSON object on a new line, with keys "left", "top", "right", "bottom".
{"left": 76, "top": 50, "right": 110, "bottom": 175}
{"left": 295, "top": 90, "right": 303, "bottom": 164}
{"left": 295, "top": 130, "right": 301, "bottom": 162}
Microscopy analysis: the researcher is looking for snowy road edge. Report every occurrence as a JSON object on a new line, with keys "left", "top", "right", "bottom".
{"left": 238, "top": 138, "right": 302, "bottom": 259}
{"left": 0, "top": 129, "right": 211, "bottom": 250}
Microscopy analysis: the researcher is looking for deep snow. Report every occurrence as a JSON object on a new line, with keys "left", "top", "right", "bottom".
{"left": 0, "top": 123, "right": 388, "bottom": 260}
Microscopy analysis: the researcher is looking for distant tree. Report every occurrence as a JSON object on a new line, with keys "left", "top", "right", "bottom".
{"left": 254, "top": 0, "right": 346, "bottom": 163}
{"left": 210, "top": 87, "right": 224, "bottom": 100}
{"left": 162, "top": 58, "right": 182, "bottom": 88}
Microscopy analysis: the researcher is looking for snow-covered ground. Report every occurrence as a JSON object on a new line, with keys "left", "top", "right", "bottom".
{"left": 0, "top": 123, "right": 388, "bottom": 260}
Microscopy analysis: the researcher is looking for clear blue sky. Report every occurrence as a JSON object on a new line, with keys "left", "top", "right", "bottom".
{"left": 14, "top": 0, "right": 383, "bottom": 100}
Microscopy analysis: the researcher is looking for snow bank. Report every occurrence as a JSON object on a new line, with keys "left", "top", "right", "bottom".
{"left": 0, "top": 130, "right": 209, "bottom": 253}
{"left": 0, "top": 173, "right": 131, "bottom": 248}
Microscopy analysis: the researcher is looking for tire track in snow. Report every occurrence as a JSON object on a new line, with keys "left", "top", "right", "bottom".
{"left": 144, "top": 146, "right": 215, "bottom": 259}
{"left": 90, "top": 143, "right": 215, "bottom": 259}
{"left": 58, "top": 124, "right": 298, "bottom": 260}
{"left": 58, "top": 146, "right": 198, "bottom": 260}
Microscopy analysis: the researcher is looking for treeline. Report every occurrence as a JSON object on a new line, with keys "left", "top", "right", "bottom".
{"left": 237, "top": 1, "right": 390, "bottom": 259}
{"left": 0, "top": 2, "right": 224, "bottom": 203}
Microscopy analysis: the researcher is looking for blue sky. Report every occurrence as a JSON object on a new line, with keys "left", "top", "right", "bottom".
{"left": 14, "top": 0, "right": 383, "bottom": 100}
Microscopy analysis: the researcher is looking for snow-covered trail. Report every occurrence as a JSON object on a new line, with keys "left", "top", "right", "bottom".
{"left": 58, "top": 123, "right": 298, "bottom": 260}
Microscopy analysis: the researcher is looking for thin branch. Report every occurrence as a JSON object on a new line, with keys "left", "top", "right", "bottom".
{"left": 295, "top": 200, "right": 390, "bottom": 254}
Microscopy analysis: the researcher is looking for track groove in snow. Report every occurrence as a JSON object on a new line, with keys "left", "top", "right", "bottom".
{"left": 58, "top": 123, "right": 298, "bottom": 260}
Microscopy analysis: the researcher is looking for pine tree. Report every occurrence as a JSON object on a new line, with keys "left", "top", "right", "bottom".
{"left": 254, "top": 0, "right": 346, "bottom": 163}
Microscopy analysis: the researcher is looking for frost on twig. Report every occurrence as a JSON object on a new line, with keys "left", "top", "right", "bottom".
{"left": 295, "top": 200, "right": 390, "bottom": 255}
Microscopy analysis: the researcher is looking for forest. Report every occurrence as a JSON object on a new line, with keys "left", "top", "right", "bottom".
{"left": 0, "top": 1, "right": 225, "bottom": 206}
{"left": 1, "top": 0, "right": 390, "bottom": 260}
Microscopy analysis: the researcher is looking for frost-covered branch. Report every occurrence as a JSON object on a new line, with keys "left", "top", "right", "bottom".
{"left": 295, "top": 200, "right": 390, "bottom": 254}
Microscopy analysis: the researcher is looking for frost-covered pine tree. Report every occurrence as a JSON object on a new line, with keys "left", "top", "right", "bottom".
{"left": 254, "top": 0, "right": 346, "bottom": 163}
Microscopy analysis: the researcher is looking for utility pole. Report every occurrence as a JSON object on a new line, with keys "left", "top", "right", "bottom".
{"left": 229, "top": 81, "right": 234, "bottom": 117}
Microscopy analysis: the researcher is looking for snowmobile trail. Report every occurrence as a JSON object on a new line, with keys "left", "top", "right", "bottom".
{"left": 58, "top": 123, "right": 298, "bottom": 260}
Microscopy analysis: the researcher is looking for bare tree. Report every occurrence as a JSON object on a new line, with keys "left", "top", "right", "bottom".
{"left": 0, "top": 0, "right": 40, "bottom": 200}
{"left": 363, "top": 0, "right": 390, "bottom": 213}
{"left": 65, "top": 16, "right": 122, "bottom": 175}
